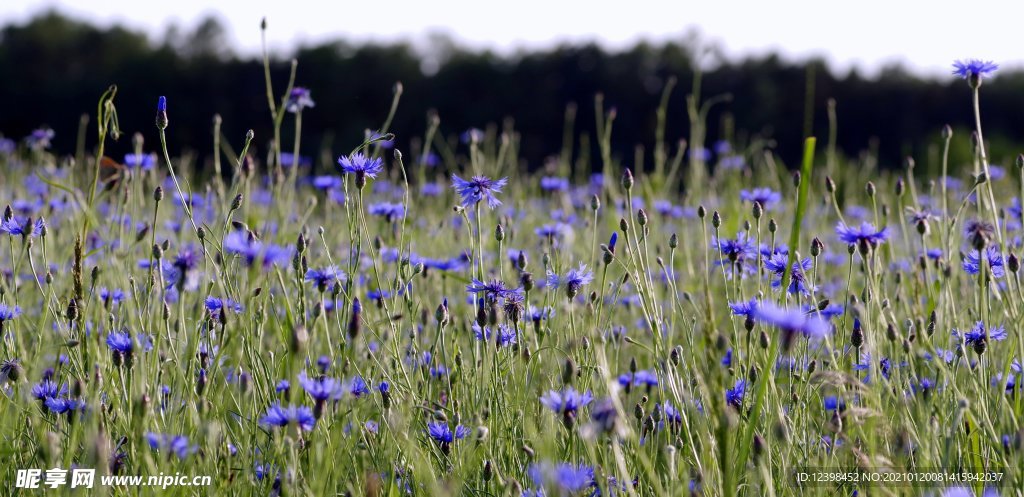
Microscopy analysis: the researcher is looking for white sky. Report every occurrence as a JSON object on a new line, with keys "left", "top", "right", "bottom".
{"left": 3, "top": 0, "right": 1022, "bottom": 77}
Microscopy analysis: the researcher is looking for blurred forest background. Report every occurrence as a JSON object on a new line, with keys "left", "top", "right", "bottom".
{"left": 2, "top": 11, "right": 1023, "bottom": 175}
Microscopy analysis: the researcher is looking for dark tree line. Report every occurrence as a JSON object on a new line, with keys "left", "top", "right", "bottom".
{"left": 2, "top": 11, "right": 1022, "bottom": 174}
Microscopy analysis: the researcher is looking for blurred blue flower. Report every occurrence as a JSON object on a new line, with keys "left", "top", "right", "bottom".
{"left": 286, "top": 87, "right": 315, "bottom": 112}
{"left": 145, "top": 433, "right": 197, "bottom": 459}
{"left": 260, "top": 403, "right": 316, "bottom": 431}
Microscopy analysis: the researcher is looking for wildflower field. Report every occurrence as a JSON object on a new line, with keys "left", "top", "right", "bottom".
{"left": 0, "top": 51, "right": 1022, "bottom": 497}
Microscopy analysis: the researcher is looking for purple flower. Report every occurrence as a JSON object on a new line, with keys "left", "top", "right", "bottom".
{"left": 346, "top": 376, "right": 371, "bottom": 397}
{"left": 837, "top": 221, "right": 889, "bottom": 244}
{"left": 729, "top": 299, "right": 759, "bottom": 317}
{"left": 526, "top": 463, "right": 596, "bottom": 495}
{"left": 305, "top": 266, "right": 344, "bottom": 291}
{"left": 31, "top": 380, "right": 67, "bottom": 400}
{"left": 145, "top": 433, "right": 196, "bottom": 459}
{"left": 298, "top": 372, "right": 345, "bottom": 402}
{"left": 753, "top": 302, "right": 830, "bottom": 351}
{"left": 0, "top": 303, "right": 22, "bottom": 323}
{"left": 426, "top": 421, "right": 469, "bottom": 445}
{"left": 204, "top": 296, "right": 243, "bottom": 315}
{"left": 26, "top": 128, "right": 55, "bottom": 149}
{"left": 540, "top": 176, "right": 570, "bottom": 192}
{"left": 337, "top": 153, "right": 384, "bottom": 182}
{"left": 763, "top": 254, "right": 813, "bottom": 295}
{"left": 223, "top": 231, "right": 293, "bottom": 269}
{"left": 725, "top": 378, "right": 747, "bottom": 409}
{"left": 426, "top": 421, "right": 468, "bottom": 454}
{"left": 546, "top": 263, "right": 594, "bottom": 299}
{"left": 473, "top": 323, "right": 518, "bottom": 347}
{"left": 259, "top": 403, "right": 316, "bottom": 431}
{"left": 540, "top": 387, "right": 593, "bottom": 418}
{"left": 106, "top": 331, "right": 134, "bottom": 355}
{"left": 963, "top": 246, "right": 1004, "bottom": 278}
{"left": 124, "top": 153, "right": 156, "bottom": 171}
{"left": 952, "top": 59, "right": 999, "bottom": 80}
{"left": 953, "top": 321, "right": 1007, "bottom": 347}
{"left": 740, "top": 188, "right": 781, "bottom": 209}
{"left": 466, "top": 279, "right": 518, "bottom": 301}
{"left": 312, "top": 175, "right": 342, "bottom": 190}
{"left": 451, "top": 174, "right": 508, "bottom": 209}
{"left": 286, "top": 87, "right": 315, "bottom": 112}
{"left": 44, "top": 396, "right": 85, "bottom": 415}
{"left": 617, "top": 370, "right": 659, "bottom": 388}
{"left": 836, "top": 221, "right": 890, "bottom": 250}
{"left": 0, "top": 216, "right": 45, "bottom": 237}
{"left": 368, "top": 202, "right": 405, "bottom": 221}
{"left": 712, "top": 233, "right": 756, "bottom": 268}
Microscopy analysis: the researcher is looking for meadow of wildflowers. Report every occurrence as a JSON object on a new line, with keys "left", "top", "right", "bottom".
{"left": 0, "top": 44, "right": 1021, "bottom": 497}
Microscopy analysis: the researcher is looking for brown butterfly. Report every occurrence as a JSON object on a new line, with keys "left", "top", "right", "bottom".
{"left": 99, "top": 156, "right": 126, "bottom": 190}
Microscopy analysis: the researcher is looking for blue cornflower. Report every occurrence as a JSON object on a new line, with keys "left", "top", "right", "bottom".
{"left": 836, "top": 221, "right": 890, "bottom": 251}
{"left": 753, "top": 302, "right": 830, "bottom": 351}
{"left": 204, "top": 296, "right": 243, "bottom": 316}
{"left": 963, "top": 246, "right": 1004, "bottom": 278}
{"left": 540, "top": 176, "right": 570, "bottom": 192}
{"left": 316, "top": 355, "right": 332, "bottom": 373}
{"left": 347, "top": 376, "right": 371, "bottom": 397}
{"left": 729, "top": 298, "right": 759, "bottom": 317}
{"left": 952, "top": 59, "right": 999, "bottom": 80}
{"left": 466, "top": 278, "right": 518, "bottom": 301}
{"left": 426, "top": 421, "right": 469, "bottom": 453}
{"left": 145, "top": 433, "right": 196, "bottom": 459}
{"left": 823, "top": 396, "right": 846, "bottom": 411}
{"left": 223, "top": 231, "right": 292, "bottom": 269}
{"left": 528, "top": 305, "right": 554, "bottom": 323}
{"left": 854, "top": 353, "right": 895, "bottom": 381}
{"left": 451, "top": 174, "right": 508, "bottom": 209}
{"left": 473, "top": 323, "right": 518, "bottom": 348}
{"left": 305, "top": 266, "right": 344, "bottom": 291}
{"left": 546, "top": 263, "right": 594, "bottom": 299}
{"left": 337, "top": 153, "right": 384, "bottom": 188}
{"left": 617, "top": 370, "right": 659, "bottom": 389}
{"left": 584, "top": 398, "right": 621, "bottom": 436}
{"left": 420, "top": 182, "right": 443, "bottom": 196}
{"left": 740, "top": 188, "right": 781, "bottom": 209}
{"left": 106, "top": 331, "right": 134, "bottom": 360}
{"left": 540, "top": 387, "right": 593, "bottom": 423}
{"left": 0, "top": 303, "right": 22, "bottom": 326}
{"left": 368, "top": 202, "right": 405, "bottom": 221}
{"left": 763, "top": 254, "right": 814, "bottom": 295}
{"left": 259, "top": 403, "right": 317, "bottom": 431}
{"left": 953, "top": 321, "right": 1007, "bottom": 349}
{"left": 275, "top": 380, "right": 290, "bottom": 394}
{"left": 31, "top": 380, "right": 67, "bottom": 400}
{"left": 535, "top": 223, "right": 573, "bottom": 241}
{"left": 312, "top": 175, "right": 343, "bottom": 190}
{"left": 286, "top": 87, "right": 315, "bottom": 112}
{"left": 281, "top": 152, "right": 312, "bottom": 168}
{"left": 526, "top": 463, "right": 596, "bottom": 496}
{"left": 98, "top": 288, "right": 125, "bottom": 306}
{"left": 725, "top": 378, "right": 747, "bottom": 409}
{"left": 124, "top": 153, "right": 156, "bottom": 171}
{"left": 44, "top": 397, "right": 85, "bottom": 415}
{"left": 712, "top": 233, "right": 756, "bottom": 269}
{"left": 298, "top": 373, "right": 345, "bottom": 402}
{"left": 26, "top": 128, "right": 54, "bottom": 149}
{"left": 0, "top": 216, "right": 45, "bottom": 237}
